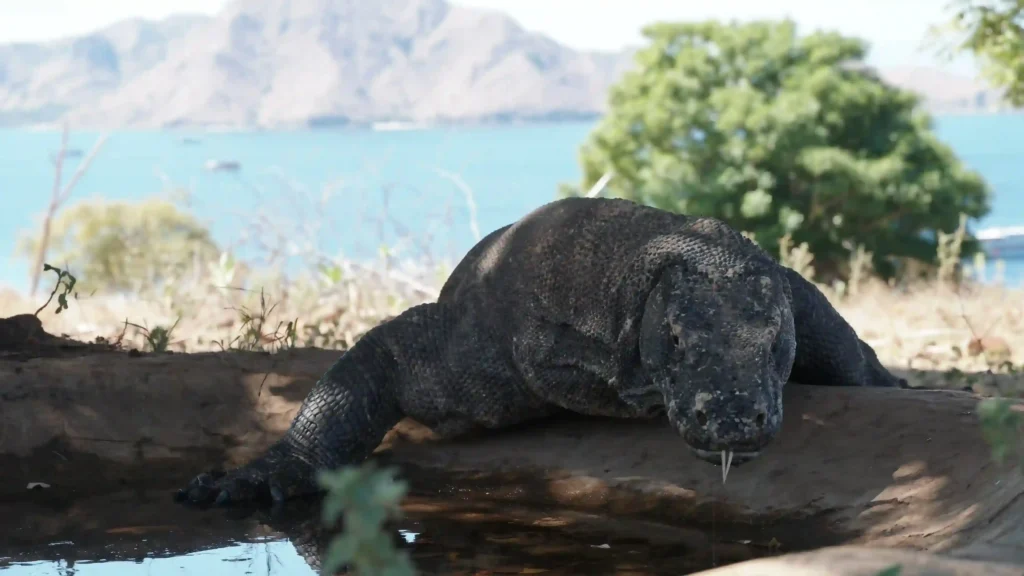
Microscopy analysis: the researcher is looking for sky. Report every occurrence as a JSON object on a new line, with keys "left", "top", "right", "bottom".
{"left": 0, "top": 0, "right": 976, "bottom": 74}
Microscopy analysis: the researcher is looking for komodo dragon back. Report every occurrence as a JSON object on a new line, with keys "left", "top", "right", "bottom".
{"left": 176, "top": 197, "right": 906, "bottom": 507}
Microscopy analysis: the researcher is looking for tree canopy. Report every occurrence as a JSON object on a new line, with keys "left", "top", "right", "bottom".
{"left": 561, "top": 19, "right": 991, "bottom": 281}
{"left": 932, "top": 0, "right": 1024, "bottom": 107}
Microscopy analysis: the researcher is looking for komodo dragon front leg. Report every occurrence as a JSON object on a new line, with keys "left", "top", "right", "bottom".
{"left": 176, "top": 301, "right": 549, "bottom": 506}
{"left": 781, "top": 267, "right": 907, "bottom": 389}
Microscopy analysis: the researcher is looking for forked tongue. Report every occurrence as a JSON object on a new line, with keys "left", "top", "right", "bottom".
{"left": 721, "top": 450, "right": 734, "bottom": 484}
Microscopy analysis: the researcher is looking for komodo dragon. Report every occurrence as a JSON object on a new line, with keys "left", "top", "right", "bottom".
{"left": 176, "top": 197, "right": 906, "bottom": 506}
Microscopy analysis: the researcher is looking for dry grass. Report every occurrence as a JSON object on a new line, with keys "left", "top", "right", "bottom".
{"left": 0, "top": 258, "right": 439, "bottom": 354}
{"left": 2, "top": 250, "right": 1021, "bottom": 379}
{"left": 774, "top": 219, "right": 1024, "bottom": 388}
{"left": 830, "top": 279, "right": 1021, "bottom": 373}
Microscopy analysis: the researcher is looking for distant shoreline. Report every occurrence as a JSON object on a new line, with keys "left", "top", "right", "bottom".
{"left": 5, "top": 108, "right": 1023, "bottom": 134}
{"left": 8, "top": 119, "right": 598, "bottom": 134}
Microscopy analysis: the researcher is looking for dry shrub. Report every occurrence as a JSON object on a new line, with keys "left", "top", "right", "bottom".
{"left": 2, "top": 166, "right": 476, "bottom": 354}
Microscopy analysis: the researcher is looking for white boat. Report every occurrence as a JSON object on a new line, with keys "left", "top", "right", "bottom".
{"left": 977, "top": 226, "right": 1024, "bottom": 259}
{"left": 204, "top": 159, "right": 241, "bottom": 172}
{"left": 371, "top": 121, "right": 429, "bottom": 131}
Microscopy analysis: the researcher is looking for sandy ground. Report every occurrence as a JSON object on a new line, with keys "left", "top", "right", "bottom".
{"left": 0, "top": 321, "right": 1022, "bottom": 573}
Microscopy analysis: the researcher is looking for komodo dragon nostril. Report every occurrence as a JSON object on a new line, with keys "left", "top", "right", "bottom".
{"left": 695, "top": 409, "right": 708, "bottom": 426}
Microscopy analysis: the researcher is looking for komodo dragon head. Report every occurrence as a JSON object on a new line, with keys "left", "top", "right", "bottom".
{"left": 637, "top": 261, "right": 796, "bottom": 472}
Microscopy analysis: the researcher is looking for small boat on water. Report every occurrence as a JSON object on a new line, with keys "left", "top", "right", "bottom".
{"left": 180, "top": 137, "right": 202, "bottom": 145}
{"left": 978, "top": 226, "right": 1024, "bottom": 260}
{"left": 371, "top": 121, "right": 429, "bottom": 131}
{"left": 204, "top": 159, "right": 241, "bottom": 172}
{"left": 51, "top": 148, "right": 83, "bottom": 158}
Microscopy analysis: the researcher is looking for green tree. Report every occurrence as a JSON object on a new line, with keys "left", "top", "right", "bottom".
{"left": 561, "top": 20, "right": 991, "bottom": 281}
{"left": 931, "top": 0, "right": 1024, "bottom": 106}
{"left": 18, "top": 197, "right": 220, "bottom": 294}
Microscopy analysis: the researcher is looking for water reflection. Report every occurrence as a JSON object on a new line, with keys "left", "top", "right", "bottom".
{"left": 3, "top": 540, "right": 315, "bottom": 575}
{"left": 0, "top": 489, "right": 770, "bottom": 575}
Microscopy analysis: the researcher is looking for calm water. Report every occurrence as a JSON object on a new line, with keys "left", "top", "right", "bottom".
{"left": 1, "top": 116, "right": 1024, "bottom": 292}
{"left": 0, "top": 489, "right": 776, "bottom": 575}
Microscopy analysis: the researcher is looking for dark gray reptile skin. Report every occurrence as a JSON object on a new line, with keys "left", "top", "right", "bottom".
{"left": 176, "top": 197, "right": 905, "bottom": 506}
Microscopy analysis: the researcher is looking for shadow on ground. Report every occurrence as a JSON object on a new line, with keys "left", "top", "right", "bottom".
{"left": 1, "top": 314, "right": 1023, "bottom": 574}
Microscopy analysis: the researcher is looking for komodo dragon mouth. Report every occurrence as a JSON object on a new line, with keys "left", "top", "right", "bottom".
{"left": 690, "top": 448, "right": 760, "bottom": 483}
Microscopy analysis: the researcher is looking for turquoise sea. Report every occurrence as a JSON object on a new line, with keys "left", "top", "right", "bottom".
{"left": 1, "top": 116, "right": 1023, "bottom": 293}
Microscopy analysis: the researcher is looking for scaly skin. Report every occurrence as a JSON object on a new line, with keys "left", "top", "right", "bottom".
{"left": 176, "top": 197, "right": 906, "bottom": 506}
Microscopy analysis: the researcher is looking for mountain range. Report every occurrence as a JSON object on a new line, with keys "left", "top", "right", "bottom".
{"left": 0, "top": 0, "right": 1009, "bottom": 130}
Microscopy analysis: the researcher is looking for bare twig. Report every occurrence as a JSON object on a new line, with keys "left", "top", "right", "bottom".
{"left": 346, "top": 260, "right": 439, "bottom": 299}
{"left": 433, "top": 167, "right": 481, "bottom": 242}
{"left": 585, "top": 172, "right": 613, "bottom": 198}
{"left": 29, "top": 123, "right": 109, "bottom": 296}
{"left": 29, "top": 123, "right": 69, "bottom": 297}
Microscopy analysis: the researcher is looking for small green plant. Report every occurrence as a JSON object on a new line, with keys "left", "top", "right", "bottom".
{"left": 875, "top": 564, "right": 902, "bottom": 576}
{"left": 318, "top": 462, "right": 416, "bottom": 576}
{"left": 126, "top": 318, "right": 181, "bottom": 352}
{"left": 34, "top": 263, "right": 77, "bottom": 316}
{"left": 978, "top": 397, "right": 1023, "bottom": 468}
{"left": 218, "top": 288, "right": 298, "bottom": 353}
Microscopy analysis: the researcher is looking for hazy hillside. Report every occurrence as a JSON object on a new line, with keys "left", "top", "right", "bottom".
{"left": 877, "top": 66, "right": 1008, "bottom": 115}
{"left": 0, "top": 0, "right": 1010, "bottom": 129}
{"left": 0, "top": 0, "right": 633, "bottom": 129}
{"left": 0, "top": 15, "right": 208, "bottom": 126}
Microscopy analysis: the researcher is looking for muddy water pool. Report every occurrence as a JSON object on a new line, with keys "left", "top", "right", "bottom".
{"left": 0, "top": 488, "right": 775, "bottom": 575}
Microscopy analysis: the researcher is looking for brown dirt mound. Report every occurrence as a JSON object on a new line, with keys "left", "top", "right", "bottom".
{"left": 694, "top": 545, "right": 1024, "bottom": 575}
{"left": 0, "top": 313, "right": 120, "bottom": 361}
{"left": 0, "top": 318, "right": 1022, "bottom": 574}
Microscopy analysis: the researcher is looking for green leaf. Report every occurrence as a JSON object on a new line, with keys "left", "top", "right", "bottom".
{"left": 320, "top": 535, "right": 358, "bottom": 576}
{"left": 740, "top": 189, "right": 773, "bottom": 218}
{"left": 875, "top": 564, "right": 902, "bottom": 576}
